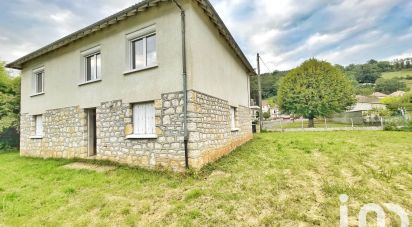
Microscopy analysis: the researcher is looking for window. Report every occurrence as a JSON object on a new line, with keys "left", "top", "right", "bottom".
{"left": 131, "top": 33, "right": 157, "bottom": 69}
{"left": 132, "top": 102, "right": 155, "bottom": 136}
{"left": 85, "top": 52, "right": 101, "bottom": 82}
{"left": 230, "top": 107, "right": 237, "bottom": 130}
{"left": 35, "top": 115, "right": 43, "bottom": 136}
{"left": 32, "top": 68, "right": 44, "bottom": 95}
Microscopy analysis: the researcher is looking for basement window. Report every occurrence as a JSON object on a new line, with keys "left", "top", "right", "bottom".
{"left": 127, "top": 102, "right": 157, "bottom": 139}
{"left": 230, "top": 107, "right": 239, "bottom": 131}
{"left": 30, "top": 115, "right": 43, "bottom": 139}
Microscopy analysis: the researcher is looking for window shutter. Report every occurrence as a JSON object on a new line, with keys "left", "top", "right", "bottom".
{"left": 133, "top": 103, "right": 155, "bottom": 135}
{"left": 133, "top": 104, "right": 144, "bottom": 135}
{"left": 230, "top": 107, "right": 236, "bottom": 129}
{"left": 145, "top": 103, "right": 155, "bottom": 134}
{"left": 36, "top": 115, "right": 43, "bottom": 136}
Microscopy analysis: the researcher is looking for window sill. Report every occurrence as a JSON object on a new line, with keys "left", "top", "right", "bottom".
{"left": 126, "top": 134, "right": 158, "bottom": 139}
{"left": 78, "top": 79, "right": 102, "bottom": 86}
{"left": 30, "top": 135, "right": 43, "bottom": 139}
{"left": 231, "top": 128, "right": 240, "bottom": 132}
{"left": 123, "top": 65, "right": 158, "bottom": 75}
{"left": 30, "top": 92, "right": 45, "bottom": 97}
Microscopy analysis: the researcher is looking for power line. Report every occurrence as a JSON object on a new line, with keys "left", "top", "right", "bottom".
{"left": 258, "top": 55, "right": 274, "bottom": 73}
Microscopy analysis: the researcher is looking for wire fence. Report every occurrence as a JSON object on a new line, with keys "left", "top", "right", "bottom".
{"left": 262, "top": 116, "right": 410, "bottom": 132}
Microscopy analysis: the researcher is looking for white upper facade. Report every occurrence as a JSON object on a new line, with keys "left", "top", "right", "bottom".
{"left": 10, "top": 0, "right": 254, "bottom": 114}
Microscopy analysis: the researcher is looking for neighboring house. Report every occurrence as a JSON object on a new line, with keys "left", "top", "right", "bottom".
{"left": 333, "top": 95, "right": 386, "bottom": 124}
{"left": 371, "top": 92, "right": 387, "bottom": 99}
{"left": 389, "top": 91, "right": 406, "bottom": 97}
{"left": 348, "top": 95, "right": 386, "bottom": 113}
{"left": 262, "top": 100, "right": 270, "bottom": 113}
{"left": 6, "top": 0, "right": 255, "bottom": 171}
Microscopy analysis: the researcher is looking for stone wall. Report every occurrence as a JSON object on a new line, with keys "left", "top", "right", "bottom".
{"left": 20, "top": 107, "right": 88, "bottom": 158}
{"left": 187, "top": 90, "right": 253, "bottom": 169}
{"left": 20, "top": 90, "right": 252, "bottom": 171}
{"left": 94, "top": 92, "right": 186, "bottom": 171}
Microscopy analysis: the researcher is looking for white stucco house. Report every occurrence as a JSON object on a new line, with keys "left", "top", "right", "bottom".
{"left": 6, "top": 0, "right": 255, "bottom": 171}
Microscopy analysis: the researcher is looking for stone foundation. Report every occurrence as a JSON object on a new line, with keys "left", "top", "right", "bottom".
{"left": 20, "top": 90, "right": 252, "bottom": 171}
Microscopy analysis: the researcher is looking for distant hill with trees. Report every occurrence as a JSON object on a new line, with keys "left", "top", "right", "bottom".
{"left": 250, "top": 58, "right": 412, "bottom": 105}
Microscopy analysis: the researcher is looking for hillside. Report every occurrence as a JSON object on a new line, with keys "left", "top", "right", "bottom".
{"left": 382, "top": 69, "right": 412, "bottom": 91}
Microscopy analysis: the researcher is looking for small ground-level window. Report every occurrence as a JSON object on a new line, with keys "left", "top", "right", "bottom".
{"left": 230, "top": 107, "right": 237, "bottom": 130}
{"left": 133, "top": 102, "right": 155, "bottom": 136}
{"left": 35, "top": 115, "right": 43, "bottom": 136}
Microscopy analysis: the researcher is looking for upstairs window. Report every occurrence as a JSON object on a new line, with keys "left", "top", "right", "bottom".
{"left": 133, "top": 102, "right": 155, "bottom": 136}
{"left": 35, "top": 115, "right": 43, "bottom": 136}
{"left": 126, "top": 25, "right": 157, "bottom": 72}
{"left": 85, "top": 52, "right": 101, "bottom": 82}
{"left": 80, "top": 46, "right": 101, "bottom": 84}
{"left": 32, "top": 67, "right": 44, "bottom": 95}
{"left": 131, "top": 33, "right": 157, "bottom": 70}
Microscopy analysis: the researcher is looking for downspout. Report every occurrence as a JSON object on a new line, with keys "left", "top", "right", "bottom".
{"left": 172, "top": 0, "right": 189, "bottom": 169}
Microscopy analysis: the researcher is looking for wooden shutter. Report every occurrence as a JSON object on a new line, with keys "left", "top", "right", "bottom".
{"left": 230, "top": 107, "right": 236, "bottom": 129}
{"left": 133, "top": 103, "right": 155, "bottom": 135}
{"left": 145, "top": 103, "right": 155, "bottom": 134}
{"left": 35, "top": 115, "right": 43, "bottom": 136}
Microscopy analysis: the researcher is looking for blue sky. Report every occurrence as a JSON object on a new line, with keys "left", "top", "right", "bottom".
{"left": 1, "top": 0, "right": 412, "bottom": 71}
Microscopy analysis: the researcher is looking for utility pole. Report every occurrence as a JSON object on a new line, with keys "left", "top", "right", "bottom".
{"left": 257, "top": 53, "right": 263, "bottom": 131}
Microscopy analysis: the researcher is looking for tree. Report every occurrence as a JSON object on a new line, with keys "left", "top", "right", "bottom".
{"left": 354, "top": 64, "right": 382, "bottom": 83}
{"left": 375, "top": 78, "right": 408, "bottom": 94}
{"left": 277, "top": 59, "right": 355, "bottom": 127}
{"left": 0, "top": 62, "right": 20, "bottom": 149}
{"left": 380, "top": 92, "right": 412, "bottom": 112}
{"left": 262, "top": 112, "right": 270, "bottom": 120}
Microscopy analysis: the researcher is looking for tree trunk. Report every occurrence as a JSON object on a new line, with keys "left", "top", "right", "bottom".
{"left": 308, "top": 117, "right": 315, "bottom": 128}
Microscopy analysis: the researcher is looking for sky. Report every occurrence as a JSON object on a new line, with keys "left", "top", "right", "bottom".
{"left": 1, "top": 0, "right": 412, "bottom": 72}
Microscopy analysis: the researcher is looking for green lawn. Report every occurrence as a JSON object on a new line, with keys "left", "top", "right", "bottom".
{"left": 382, "top": 69, "right": 412, "bottom": 79}
{"left": 1, "top": 131, "right": 411, "bottom": 226}
{"left": 382, "top": 70, "right": 412, "bottom": 91}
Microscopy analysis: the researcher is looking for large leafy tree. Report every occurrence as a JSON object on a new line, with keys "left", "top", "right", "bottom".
{"left": 0, "top": 62, "right": 20, "bottom": 149}
{"left": 277, "top": 59, "right": 355, "bottom": 127}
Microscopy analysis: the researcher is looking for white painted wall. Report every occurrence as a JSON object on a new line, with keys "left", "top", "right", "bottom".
{"left": 20, "top": 0, "right": 251, "bottom": 115}
{"left": 21, "top": 2, "right": 185, "bottom": 115}
{"left": 187, "top": 2, "right": 251, "bottom": 107}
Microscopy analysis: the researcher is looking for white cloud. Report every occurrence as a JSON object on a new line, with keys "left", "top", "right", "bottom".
{"left": 1, "top": 0, "right": 412, "bottom": 73}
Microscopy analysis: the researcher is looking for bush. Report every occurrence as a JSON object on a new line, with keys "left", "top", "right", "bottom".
{"left": 400, "top": 121, "right": 412, "bottom": 132}
{"left": 384, "top": 122, "right": 399, "bottom": 131}
{"left": 263, "top": 112, "right": 270, "bottom": 120}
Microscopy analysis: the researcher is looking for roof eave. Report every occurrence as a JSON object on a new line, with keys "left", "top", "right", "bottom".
{"left": 5, "top": 0, "right": 256, "bottom": 75}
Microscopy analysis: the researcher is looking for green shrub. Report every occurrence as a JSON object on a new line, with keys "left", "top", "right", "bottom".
{"left": 263, "top": 112, "right": 270, "bottom": 120}
{"left": 383, "top": 122, "right": 400, "bottom": 131}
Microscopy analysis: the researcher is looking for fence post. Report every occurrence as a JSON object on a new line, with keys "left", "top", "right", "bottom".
{"left": 351, "top": 118, "right": 354, "bottom": 129}
{"left": 380, "top": 117, "right": 384, "bottom": 128}
{"left": 324, "top": 117, "right": 327, "bottom": 129}
{"left": 301, "top": 118, "right": 304, "bottom": 129}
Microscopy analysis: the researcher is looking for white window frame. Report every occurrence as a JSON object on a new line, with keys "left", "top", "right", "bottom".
{"left": 80, "top": 45, "right": 102, "bottom": 85}
{"left": 124, "top": 25, "right": 157, "bottom": 74}
{"left": 31, "top": 67, "right": 45, "bottom": 96}
{"left": 127, "top": 102, "right": 157, "bottom": 139}
{"left": 230, "top": 106, "right": 240, "bottom": 131}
